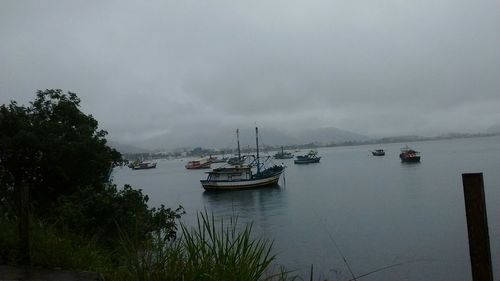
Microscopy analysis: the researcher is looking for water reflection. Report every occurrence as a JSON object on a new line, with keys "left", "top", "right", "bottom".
{"left": 202, "top": 185, "right": 284, "bottom": 211}
{"left": 201, "top": 184, "right": 287, "bottom": 233}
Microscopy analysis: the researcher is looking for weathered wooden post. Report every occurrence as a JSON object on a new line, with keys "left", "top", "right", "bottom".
{"left": 462, "top": 173, "right": 493, "bottom": 281}
{"left": 18, "top": 180, "right": 31, "bottom": 264}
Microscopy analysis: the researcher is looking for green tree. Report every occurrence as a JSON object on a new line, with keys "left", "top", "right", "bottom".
{"left": 0, "top": 90, "right": 183, "bottom": 246}
{"left": 0, "top": 89, "right": 122, "bottom": 216}
{"left": 56, "top": 184, "right": 184, "bottom": 246}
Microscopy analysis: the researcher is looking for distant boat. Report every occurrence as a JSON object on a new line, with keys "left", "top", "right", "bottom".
{"left": 227, "top": 156, "right": 246, "bottom": 165}
{"left": 294, "top": 150, "right": 321, "bottom": 164}
{"left": 185, "top": 159, "right": 211, "bottom": 169}
{"left": 372, "top": 149, "right": 385, "bottom": 156}
{"left": 207, "top": 155, "right": 227, "bottom": 163}
{"left": 399, "top": 146, "right": 421, "bottom": 163}
{"left": 274, "top": 147, "right": 294, "bottom": 159}
{"left": 200, "top": 127, "right": 285, "bottom": 191}
{"left": 130, "top": 160, "right": 157, "bottom": 170}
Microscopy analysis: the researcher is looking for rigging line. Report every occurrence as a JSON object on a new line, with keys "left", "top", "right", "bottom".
{"left": 254, "top": 126, "right": 271, "bottom": 156}
{"left": 258, "top": 131, "right": 269, "bottom": 154}
{"left": 324, "top": 227, "right": 358, "bottom": 281}
{"left": 312, "top": 209, "right": 357, "bottom": 281}
{"left": 346, "top": 262, "right": 405, "bottom": 281}
{"left": 255, "top": 127, "right": 275, "bottom": 169}
{"left": 346, "top": 258, "right": 429, "bottom": 281}
{"left": 315, "top": 208, "right": 423, "bottom": 281}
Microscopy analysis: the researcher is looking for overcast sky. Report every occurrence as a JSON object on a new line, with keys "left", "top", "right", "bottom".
{"left": 1, "top": 0, "right": 499, "bottom": 144}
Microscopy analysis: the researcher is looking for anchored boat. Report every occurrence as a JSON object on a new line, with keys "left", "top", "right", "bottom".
{"left": 274, "top": 146, "right": 294, "bottom": 159}
{"left": 399, "top": 146, "right": 421, "bottom": 163}
{"left": 130, "top": 160, "right": 157, "bottom": 170}
{"left": 293, "top": 150, "right": 321, "bottom": 164}
{"left": 208, "top": 155, "right": 227, "bottom": 163}
{"left": 227, "top": 156, "right": 246, "bottom": 165}
{"left": 294, "top": 150, "right": 321, "bottom": 164}
{"left": 185, "top": 159, "right": 211, "bottom": 169}
{"left": 372, "top": 149, "right": 385, "bottom": 156}
{"left": 200, "top": 127, "right": 285, "bottom": 191}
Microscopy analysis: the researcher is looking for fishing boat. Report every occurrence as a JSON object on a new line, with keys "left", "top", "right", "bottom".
{"left": 185, "top": 159, "right": 211, "bottom": 169}
{"left": 372, "top": 149, "right": 385, "bottom": 156}
{"left": 294, "top": 150, "right": 321, "bottom": 164}
{"left": 200, "top": 127, "right": 285, "bottom": 191}
{"left": 274, "top": 147, "right": 294, "bottom": 159}
{"left": 130, "top": 160, "right": 157, "bottom": 170}
{"left": 399, "top": 146, "right": 421, "bottom": 163}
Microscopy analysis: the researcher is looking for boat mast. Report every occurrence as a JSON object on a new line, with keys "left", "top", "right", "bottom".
{"left": 255, "top": 127, "right": 260, "bottom": 174}
{"left": 236, "top": 129, "right": 241, "bottom": 161}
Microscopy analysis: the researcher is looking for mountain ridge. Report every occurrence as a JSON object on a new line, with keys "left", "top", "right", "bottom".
{"left": 112, "top": 126, "right": 370, "bottom": 153}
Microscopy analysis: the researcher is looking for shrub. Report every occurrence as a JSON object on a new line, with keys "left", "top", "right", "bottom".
{"left": 55, "top": 184, "right": 184, "bottom": 248}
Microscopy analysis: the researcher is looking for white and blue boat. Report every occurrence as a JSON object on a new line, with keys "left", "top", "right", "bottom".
{"left": 294, "top": 150, "right": 321, "bottom": 164}
{"left": 201, "top": 127, "right": 285, "bottom": 191}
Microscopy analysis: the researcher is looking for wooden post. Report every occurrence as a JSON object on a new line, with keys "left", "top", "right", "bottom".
{"left": 18, "top": 181, "right": 31, "bottom": 264}
{"left": 462, "top": 173, "right": 493, "bottom": 281}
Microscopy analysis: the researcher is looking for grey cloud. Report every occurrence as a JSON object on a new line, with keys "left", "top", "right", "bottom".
{"left": 1, "top": 0, "right": 499, "bottom": 146}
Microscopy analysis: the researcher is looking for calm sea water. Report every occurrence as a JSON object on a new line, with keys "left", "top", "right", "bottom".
{"left": 112, "top": 136, "right": 500, "bottom": 281}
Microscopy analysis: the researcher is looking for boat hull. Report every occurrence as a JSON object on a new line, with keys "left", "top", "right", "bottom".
{"left": 201, "top": 173, "right": 282, "bottom": 191}
{"left": 186, "top": 165, "right": 211, "bottom": 169}
{"left": 294, "top": 158, "right": 321, "bottom": 164}
{"left": 372, "top": 151, "right": 385, "bottom": 156}
{"left": 274, "top": 155, "right": 294, "bottom": 159}
{"left": 400, "top": 156, "right": 420, "bottom": 163}
{"left": 185, "top": 161, "right": 211, "bottom": 169}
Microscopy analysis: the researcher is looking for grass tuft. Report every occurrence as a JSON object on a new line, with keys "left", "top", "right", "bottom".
{"left": 1, "top": 212, "right": 294, "bottom": 281}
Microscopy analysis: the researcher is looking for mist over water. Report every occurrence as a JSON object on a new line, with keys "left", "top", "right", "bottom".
{"left": 112, "top": 136, "right": 500, "bottom": 280}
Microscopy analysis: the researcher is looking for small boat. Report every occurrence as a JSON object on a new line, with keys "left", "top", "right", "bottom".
{"left": 399, "top": 146, "right": 421, "bottom": 163}
{"left": 294, "top": 150, "right": 321, "bottom": 164}
{"left": 274, "top": 147, "right": 294, "bottom": 159}
{"left": 208, "top": 155, "right": 228, "bottom": 163}
{"left": 227, "top": 156, "right": 246, "bottom": 165}
{"left": 372, "top": 149, "right": 385, "bottom": 156}
{"left": 201, "top": 127, "right": 285, "bottom": 191}
{"left": 130, "top": 160, "right": 157, "bottom": 170}
{"left": 185, "top": 159, "right": 211, "bottom": 169}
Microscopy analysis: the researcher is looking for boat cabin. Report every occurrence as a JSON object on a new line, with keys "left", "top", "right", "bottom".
{"left": 206, "top": 166, "right": 253, "bottom": 182}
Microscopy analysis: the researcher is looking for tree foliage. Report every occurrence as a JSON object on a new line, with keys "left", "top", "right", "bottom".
{"left": 0, "top": 89, "right": 121, "bottom": 215}
{"left": 56, "top": 184, "right": 184, "bottom": 246}
{"left": 0, "top": 90, "right": 182, "bottom": 245}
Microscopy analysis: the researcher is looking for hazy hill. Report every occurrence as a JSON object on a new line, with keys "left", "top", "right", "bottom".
{"left": 290, "top": 127, "right": 369, "bottom": 144}
{"left": 486, "top": 124, "right": 500, "bottom": 134}
{"left": 137, "top": 127, "right": 296, "bottom": 150}
{"left": 378, "top": 135, "right": 427, "bottom": 143}
{"left": 108, "top": 141, "right": 150, "bottom": 154}
{"left": 123, "top": 126, "right": 369, "bottom": 151}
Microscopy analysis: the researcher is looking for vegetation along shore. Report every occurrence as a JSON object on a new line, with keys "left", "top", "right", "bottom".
{"left": 0, "top": 90, "right": 294, "bottom": 280}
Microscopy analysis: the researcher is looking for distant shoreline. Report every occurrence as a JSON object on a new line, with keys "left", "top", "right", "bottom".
{"left": 122, "top": 133, "right": 499, "bottom": 160}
